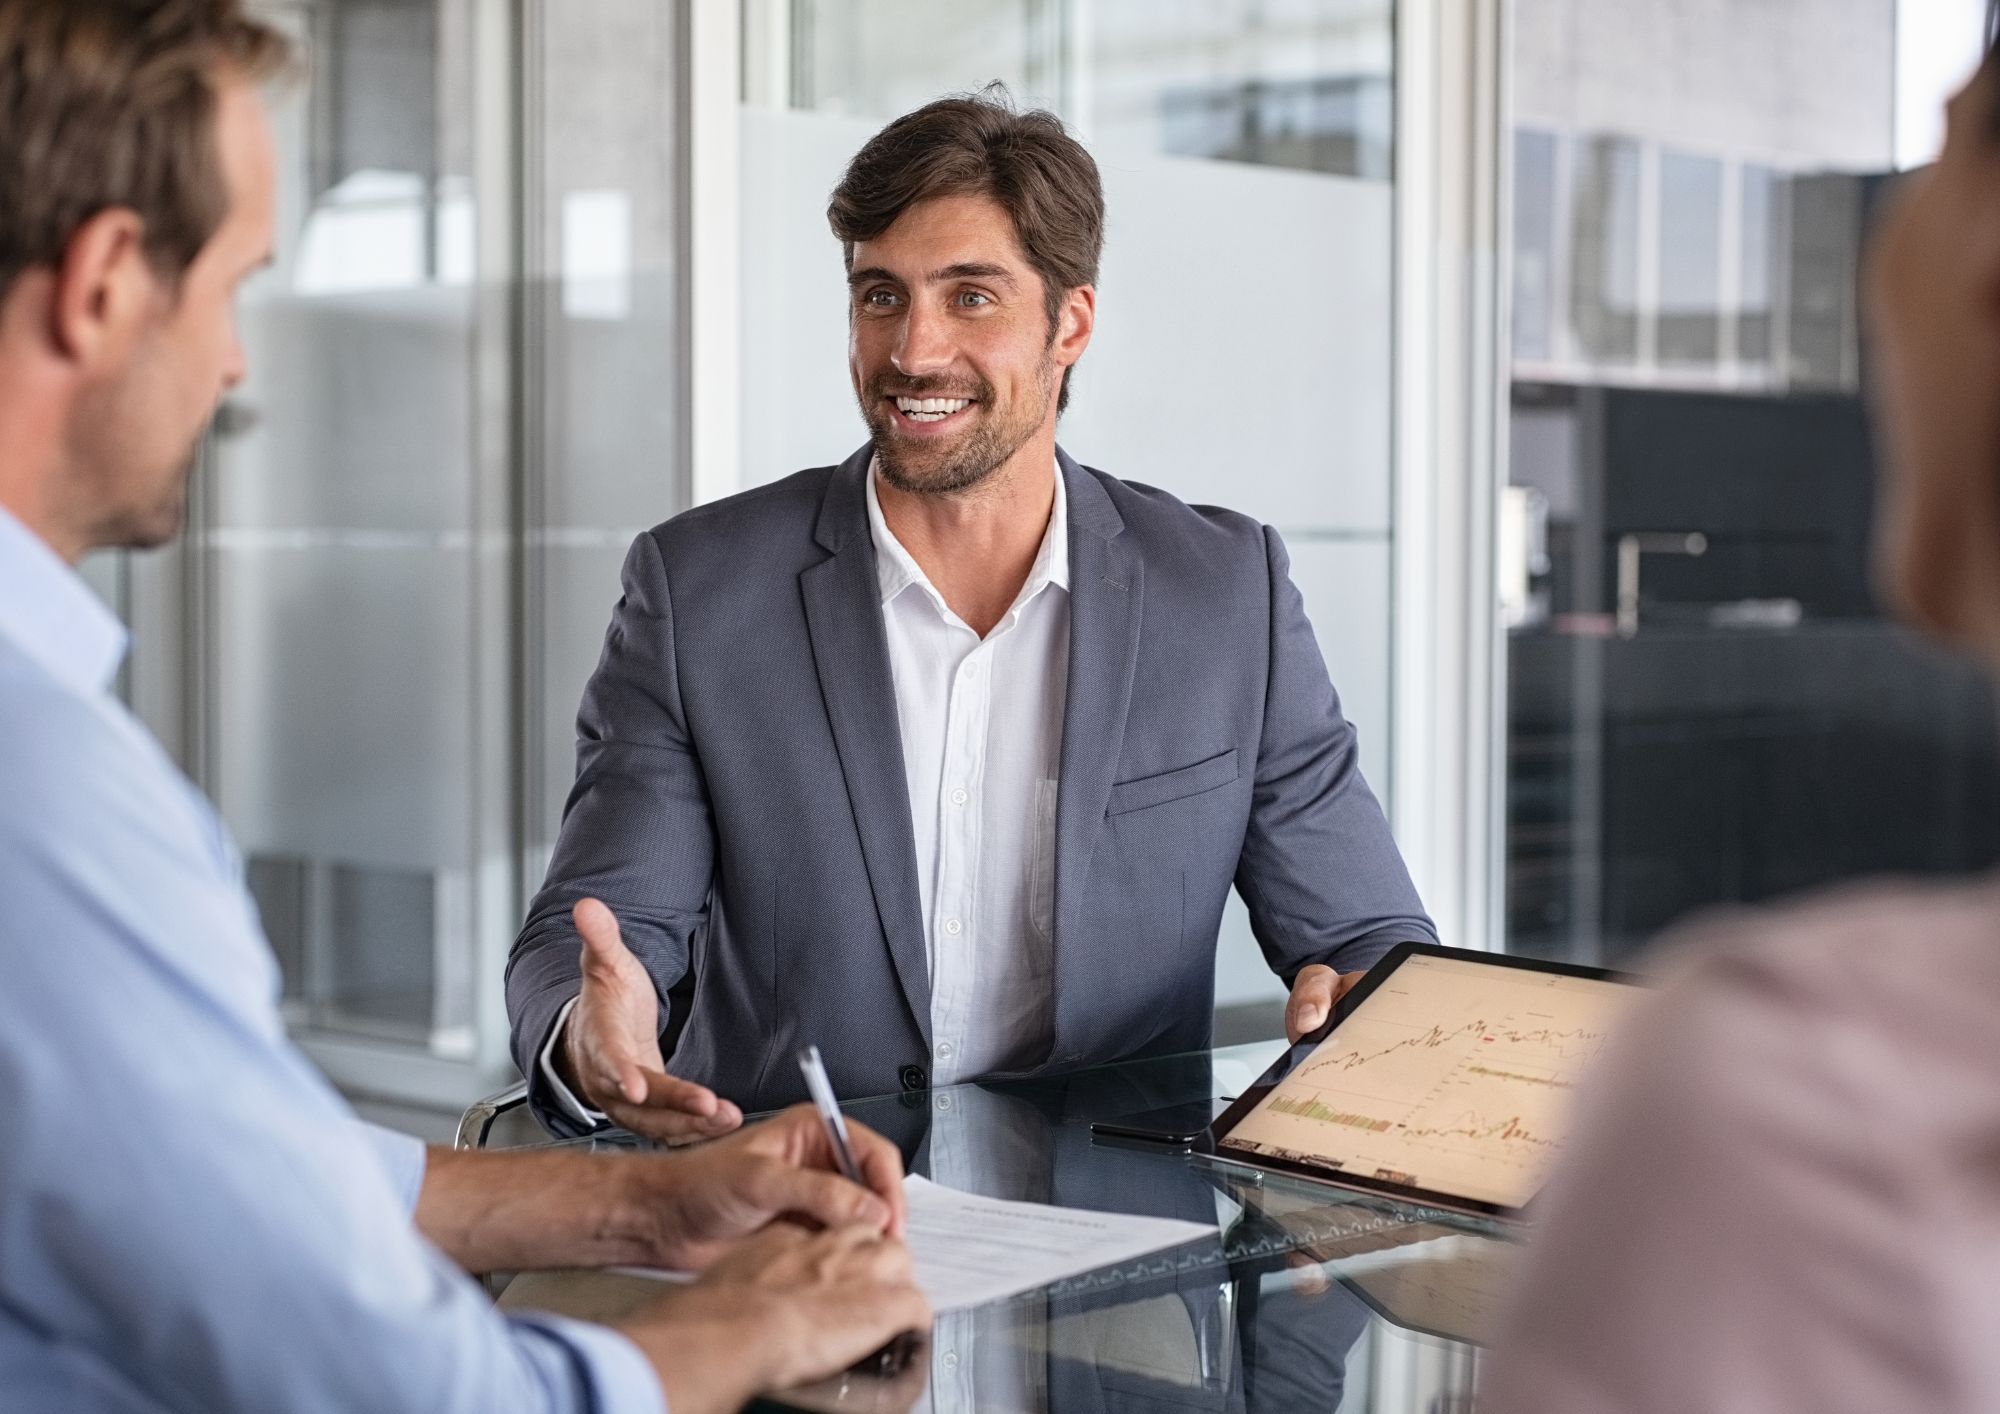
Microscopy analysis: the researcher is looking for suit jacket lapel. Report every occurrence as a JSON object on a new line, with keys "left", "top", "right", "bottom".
{"left": 800, "top": 450, "right": 933, "bottom": 1047}
{"left": 1050, "top": 450, "right": 1144, "bottom": 1064}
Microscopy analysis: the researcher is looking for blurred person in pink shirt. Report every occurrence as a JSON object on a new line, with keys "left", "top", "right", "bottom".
{"left": 1482, "top": 43, "right": 2000, "bottom": 1414}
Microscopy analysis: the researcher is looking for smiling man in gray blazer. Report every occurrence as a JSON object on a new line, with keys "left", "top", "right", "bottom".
{"left": 506, "top": 92, "right": 1436, "bottom": 1140}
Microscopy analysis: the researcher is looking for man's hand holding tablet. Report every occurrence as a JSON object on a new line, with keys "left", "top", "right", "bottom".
{"left": 1211, "top": 944, "right": 1642, "bottom": 1220}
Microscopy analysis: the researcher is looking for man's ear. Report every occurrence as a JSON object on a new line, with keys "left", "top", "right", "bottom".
{"left": 1053, "top": 283, "right": 1096, "bottom": 369}
{"left": 48, "top": 208, "right": 156, "bottom": 368}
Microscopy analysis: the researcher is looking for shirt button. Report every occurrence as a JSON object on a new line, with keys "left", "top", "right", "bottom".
{"left": 942, "top": 1351, "right": 960, "bottom": 1372}
{"left": 944, "top": 918, "right": 963, "bottom": 936}
{"left": 936, "top": 1093, "right": 955, "bottom": 1113}
{"left": 950, "top": 787, "right": 969, "bottom": 806}
{"left": 936, "top": 1040, "right": 954, "bottom": 1060}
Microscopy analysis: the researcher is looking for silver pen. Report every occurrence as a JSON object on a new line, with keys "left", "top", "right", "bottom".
{"left": 797, "top": 1045, "right": 925, "bottom": 1376}
{"left": 796, "top": 1044, "right": 864, "bottom": 1184}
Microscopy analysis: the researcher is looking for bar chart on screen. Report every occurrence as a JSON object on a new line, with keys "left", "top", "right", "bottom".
{"left": 1220, "top": 956, "right": 1640, "bottom": 1208}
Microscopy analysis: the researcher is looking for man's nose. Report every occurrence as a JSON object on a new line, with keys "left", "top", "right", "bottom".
{"left": 891, "top": 302, "right": 954, "bottom": 377}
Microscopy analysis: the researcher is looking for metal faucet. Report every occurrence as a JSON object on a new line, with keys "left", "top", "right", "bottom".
{"left": 1615, "top": 532, "right": 1708, "bottom": 638}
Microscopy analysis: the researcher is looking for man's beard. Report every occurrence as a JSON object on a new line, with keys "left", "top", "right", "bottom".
{"left": 89, "top": 439, "right": 201, "bottom": 552}
{"left": 70, "top": 346, "right": 209, "bottom": 553}
{"left": 862, "top": 356, "right": 1055, "bottom": 497}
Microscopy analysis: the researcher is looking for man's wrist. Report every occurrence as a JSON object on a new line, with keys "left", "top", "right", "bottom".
{"left": 607, "top": 1153, "right": 686, "bottom": 1266}
{"left": 555, "top": 1014, "right": 585, "bottom": 1093}
{"left": 538, "top": 996, "right": 607, "bottom": 1127}
{"left": 414, "top": 1147, "right": 642, "bottom": 1273}
{"left": 622, "top": 1290, "right": 785, "bottom": 1414}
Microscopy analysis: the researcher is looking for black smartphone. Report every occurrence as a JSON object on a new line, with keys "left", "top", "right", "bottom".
{"left": 1088, "top": 1100, "right": 1222, "bottom": 1149}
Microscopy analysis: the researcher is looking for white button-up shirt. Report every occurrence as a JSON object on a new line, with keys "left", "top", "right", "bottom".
{"left": 867, "top": 462, "right": 1068, "bottom": 1085}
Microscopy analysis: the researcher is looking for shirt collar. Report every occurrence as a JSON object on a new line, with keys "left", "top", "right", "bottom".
{"left": 864, "top": 457, "right": 1071, "bottom": 613}
{"left": 0, "top": 503, "right": 129, "bottom": 697}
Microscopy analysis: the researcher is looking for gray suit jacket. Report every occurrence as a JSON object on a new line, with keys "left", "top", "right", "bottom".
{"left": 507, "top": 447, "right": 1435, "bottom": 1131}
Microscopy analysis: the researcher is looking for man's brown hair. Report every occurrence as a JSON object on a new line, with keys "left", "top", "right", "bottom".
{"left": 0, "top": 0, "right": 292, "bottom": 300}
{"left": 828, "top": 87, "right": 1104, "bottom": 413}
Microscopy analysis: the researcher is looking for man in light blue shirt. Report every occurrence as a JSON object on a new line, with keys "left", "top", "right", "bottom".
{"left": 0, "top": 5, "right": 929, "bottom": 1412}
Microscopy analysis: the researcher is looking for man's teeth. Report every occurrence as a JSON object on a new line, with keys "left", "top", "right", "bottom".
{"left": 895, "top": 396, "right": 971, "bottom": 422}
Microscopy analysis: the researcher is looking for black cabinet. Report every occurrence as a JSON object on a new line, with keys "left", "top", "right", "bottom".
{"left": 1506, "top": 385, "right": 2000, "bottom": 965}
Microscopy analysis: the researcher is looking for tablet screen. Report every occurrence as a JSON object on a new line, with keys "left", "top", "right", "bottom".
{"left": 1215, "top": 952, "right": 1639, "bottom": 1212}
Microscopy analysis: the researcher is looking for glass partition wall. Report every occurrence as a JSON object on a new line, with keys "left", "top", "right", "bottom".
{"left": 99, "top": 0, "right": 688, "bottom": 1107}
{"left": 1500, "top": 0, "right": 2000, "bottom": 967}
{"left": 202, "top": 0, "right": 512, "bottom": 1096}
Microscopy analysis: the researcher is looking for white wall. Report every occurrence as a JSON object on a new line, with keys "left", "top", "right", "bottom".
{"left": 1514, "top": 0, "right": 1897, "bottom": 169}
{"left": 1896, "top": 0, "right": 1991, "bottom": 168}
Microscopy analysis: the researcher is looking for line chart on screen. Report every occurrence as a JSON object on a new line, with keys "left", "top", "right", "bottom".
{"left": 1219, "top": 955, "right": 1641, "bottom": 1208}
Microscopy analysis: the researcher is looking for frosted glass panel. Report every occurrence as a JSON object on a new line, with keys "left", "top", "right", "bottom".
{"left": 208, "top": 0, "right": 492, "bottom": 1053}
{"left": 1058, "top": 158, "right": 1390, "bottom": 533}
{"left": 527, "top": 3, "right": 683, "bottom": 858}
{"left": 186, "top": 0, "right": 685, "bottom": 1068}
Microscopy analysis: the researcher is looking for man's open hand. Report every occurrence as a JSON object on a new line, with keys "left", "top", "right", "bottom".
{"left": 559, "top": 898, "right": 742, "bottom": 1141}
{"left": 1284, "top": 964, "right": 1366, "bottom": 1043}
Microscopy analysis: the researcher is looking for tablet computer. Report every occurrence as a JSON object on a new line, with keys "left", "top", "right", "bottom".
{"left": 1208, "top": 942, "right": 1641, "bottom": 1221}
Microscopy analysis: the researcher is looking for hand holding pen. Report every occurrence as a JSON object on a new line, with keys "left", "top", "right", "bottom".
{"left": 799, "top": 1045, "right": 927, "bottom": 1376}
{"left": 792, "top": 1046, "right": 911, "bottom": 1237}
{"left": 605, "top": 1062, "right": 928, "bottom": 1404}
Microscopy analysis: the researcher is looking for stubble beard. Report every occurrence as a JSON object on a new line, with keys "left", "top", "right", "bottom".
{"left": 864, "top": 355, "right": 1057, "bottom": 498}
{"left": 84, "top": 434, "right": 203, "bottom": 553}
{"left": 69, "top": 328, "right": 208, "bottom": 553}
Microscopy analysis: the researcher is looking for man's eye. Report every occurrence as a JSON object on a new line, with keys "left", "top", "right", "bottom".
{"left": 956, "top": 291, "right": 992, "bottom": 308}
{"left": 862, "top": 289, "right": 900, "bottom": 308}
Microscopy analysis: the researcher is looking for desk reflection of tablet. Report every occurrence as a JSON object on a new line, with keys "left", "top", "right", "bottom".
{"left": 1209, "top": 943, "right": 1642, "bottom": 1221}
{"left": 1235, "top": 1180, "right": 1518, "bottom": 1345}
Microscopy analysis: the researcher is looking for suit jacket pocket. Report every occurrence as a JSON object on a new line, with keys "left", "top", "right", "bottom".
{"left": 1106, "top": 748, "right": 1240, "bottom": 817}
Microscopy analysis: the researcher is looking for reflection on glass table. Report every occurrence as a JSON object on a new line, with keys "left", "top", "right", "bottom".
{"left": 489, "top": 1043, "right": 1507, "bottom": 1412}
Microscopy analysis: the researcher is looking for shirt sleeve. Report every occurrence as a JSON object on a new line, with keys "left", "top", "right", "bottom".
{"left": 524, "top": 1315, "right": 667, "bottom": 1414}
{"left": 358, "top": 1121, "right": 430, "bottom": 1214}
{"left": 0, "top": 694, "right": 666, "bottom": 1414}
{"left": 538, "top": 997, "right": 609, "bottom": 1129}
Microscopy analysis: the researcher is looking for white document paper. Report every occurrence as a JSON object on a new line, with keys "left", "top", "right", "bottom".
{"left": 617, "top": 1175, "right": 1215, "bottom": 1314}
{"left": 899, "top": 1174, "right": 1214, "bottom": 1313}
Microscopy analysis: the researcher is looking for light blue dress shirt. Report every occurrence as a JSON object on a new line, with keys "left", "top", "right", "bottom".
{"left": 0, "top": 506, "right": 664, "bottom": 1413}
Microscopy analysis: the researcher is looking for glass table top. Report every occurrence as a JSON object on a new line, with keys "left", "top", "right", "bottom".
{"left": 493, "top": 1043, "right": 1509, "bottom": 1412}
